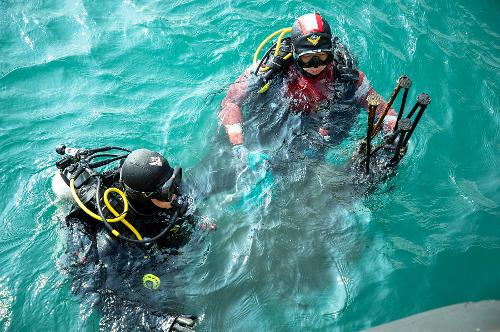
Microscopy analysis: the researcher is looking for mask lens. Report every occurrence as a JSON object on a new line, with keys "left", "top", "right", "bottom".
{"left": 318, "top": 52, "right": 329, "bottom": 61}
{"left": 299, "top": 53, "right": 314, "bottom": 64}
{"left": 299, "top": 51, "right": 331, "bottom": 68}
{"left": 155, "top": 167, "right": 182, "bottom": 201}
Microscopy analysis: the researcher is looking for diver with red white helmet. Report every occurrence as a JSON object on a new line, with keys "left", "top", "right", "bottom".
{"left": 219, "top": 13, "right": 399, "bottom": 162}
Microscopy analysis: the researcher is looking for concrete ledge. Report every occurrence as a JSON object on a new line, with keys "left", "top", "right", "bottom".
{"left": 364, "top": 301, "right": 500, "bottom": 332}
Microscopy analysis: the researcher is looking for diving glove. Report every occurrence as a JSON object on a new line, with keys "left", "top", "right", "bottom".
{"left": 268, "top": 54, "right": 286, "bottom": 71}
{"left": 337, "top": 65, "right": 359, "bottom": 82}
{"left": 173, "top": 315, "right": 196, "bottom": 332}
{"left": 269, "top": 39, "right": 291, "bottom": 71}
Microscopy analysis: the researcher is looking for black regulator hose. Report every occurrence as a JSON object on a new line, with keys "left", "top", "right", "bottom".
{"left": 87, "top": 146, "right": 132, "bottom": 154}
{"left": 94, "top": 176, "right": 180, "bottom": 245}
{"left": 89, "top": 154, "right": 128, "bottom": 168}
{"left": 86, "top": 153, "right": 122, "bottom": 161}
{"left": 255, "top": 41, "right": 278, "bottom": 75}
{"left": 56, "top": 144, "right": 131, "bottom": 158}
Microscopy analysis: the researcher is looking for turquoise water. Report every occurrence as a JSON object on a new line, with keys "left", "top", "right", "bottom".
{"left": 1, "top": 0, "right": 499, "bottom": 331}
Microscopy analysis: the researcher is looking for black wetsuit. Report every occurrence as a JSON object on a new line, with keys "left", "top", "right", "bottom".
{"left": 62, "top": 170, "right": 196, "bottom": 332}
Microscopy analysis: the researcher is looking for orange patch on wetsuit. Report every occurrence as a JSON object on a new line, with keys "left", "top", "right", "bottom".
{"left": 283, "top": 63, "right": 335, "bottom": 113}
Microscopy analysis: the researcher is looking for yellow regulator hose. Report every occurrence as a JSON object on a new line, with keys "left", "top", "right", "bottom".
{"left": 69, "top": 178, "right": 143, "bottom": 240}
{"left": 253, "top": 27, "right": 292, "bottom": 65}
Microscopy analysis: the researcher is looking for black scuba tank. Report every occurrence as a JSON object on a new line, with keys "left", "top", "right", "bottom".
{"left": 58, "top": 163, "right": 98, "bottom": 205}
{"left": 56, "top": 160, "right": 124, "bottom": 219}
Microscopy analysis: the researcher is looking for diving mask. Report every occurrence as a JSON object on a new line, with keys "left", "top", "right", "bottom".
{"left": 298, "top": 51, "right": 332, "bottom": 68}
{"left": 148, "top": 167, "right": 182, "bottom": 201}
{"left": 123, "top": 166, "right": 182, "bottom": 203}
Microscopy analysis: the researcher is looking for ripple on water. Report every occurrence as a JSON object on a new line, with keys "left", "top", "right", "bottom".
{"left": 0, "top": 0, "right": 92, "bottom": 77}
{"left": 1, "top": 0, "right": 500, "bottom": 331}
{"left": 0, "top": 277, "right": 15, "bottom": 331}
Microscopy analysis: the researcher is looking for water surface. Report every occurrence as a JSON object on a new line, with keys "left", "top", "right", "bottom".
{"left": 0, "top": 0, "right": 499, "bottom": 331}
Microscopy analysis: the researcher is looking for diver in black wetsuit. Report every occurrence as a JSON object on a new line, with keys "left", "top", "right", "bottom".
{"left": 54, "top": 146, "right": 197, "bottom": 332}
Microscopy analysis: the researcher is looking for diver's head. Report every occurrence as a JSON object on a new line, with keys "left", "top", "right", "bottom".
{"left": 120, "top": 149, "right": 182, "bottom": 211}
{"left": 291, "top": 13, "right": 333, "bottom": 76}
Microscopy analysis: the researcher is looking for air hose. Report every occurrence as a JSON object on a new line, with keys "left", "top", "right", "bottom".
{"left": 69, "top": 176, "right": 180, "bottom": 245}
{"left": 69, "top": 177, "right": 142, "bottom": 239}
{"left": 253, "top": 27, "right": 292, "bottom": 65}
{"left": 252, "top": 27, "right": 293, "bottom": 94}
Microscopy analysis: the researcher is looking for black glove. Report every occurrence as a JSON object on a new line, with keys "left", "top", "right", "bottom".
{"left": 168, "top": 315, "right": 197, "bottom": 332}
{"left": 337, "top": 65, "right": 359, "bottom": 82}
{"left": 266, "top": 40, "right": 291, "bottom": 72}
{"left": 268, "top": 54, "right": 285, "bottom": 71}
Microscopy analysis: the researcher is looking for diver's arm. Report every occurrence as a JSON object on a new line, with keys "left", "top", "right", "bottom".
{"left": 219, "top": 69, "right": 252, "bottom": 146}
{"left": 354, "top": 71, "right": 397, "bottom": 132}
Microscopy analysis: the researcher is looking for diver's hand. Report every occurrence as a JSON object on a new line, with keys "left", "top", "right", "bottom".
{"left": 232, "top": 145, "right": 271, "bottom": 173}
{"left": 337, "top": 66, "right": 359, "bottom": 82}
{"left": 172, "top": 315, "right": 196, "bottom": 332}
{"left": 268, "top": 40, "right": 291, "bottom": 71}
{"left": 268, "top": 54, "right": 285, "bottom": 71}
{"left": 224, "top": 124, "right": 243, "bottom": 146}
{"left": 232, "top": 144, "right": 249, "bottom": 164}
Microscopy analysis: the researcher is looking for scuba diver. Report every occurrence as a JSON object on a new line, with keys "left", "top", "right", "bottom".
{"left": 218, "top": 12, "right": 430, "bottom": 182}
{"left": 52, "top": 145, "right": 197, "bottom": 332}
{"left": 219, "top": 13, "right": 398, "bottom": 156}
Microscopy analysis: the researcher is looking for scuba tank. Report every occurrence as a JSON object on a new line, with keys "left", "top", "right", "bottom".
{"left": 56, "top": 160, "right": 98, "bottom": 204}
{"left": 54, "top": 144, "right": 125, "bottom": 210}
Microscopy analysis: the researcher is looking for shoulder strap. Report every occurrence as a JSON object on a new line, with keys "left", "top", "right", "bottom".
{"left": 254, "top": 38, "right": 293, "bottom": 93}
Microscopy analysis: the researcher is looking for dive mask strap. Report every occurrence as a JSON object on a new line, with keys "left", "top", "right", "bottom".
{"left": 156, "top": 167, "right": 182, "bottom": 201}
